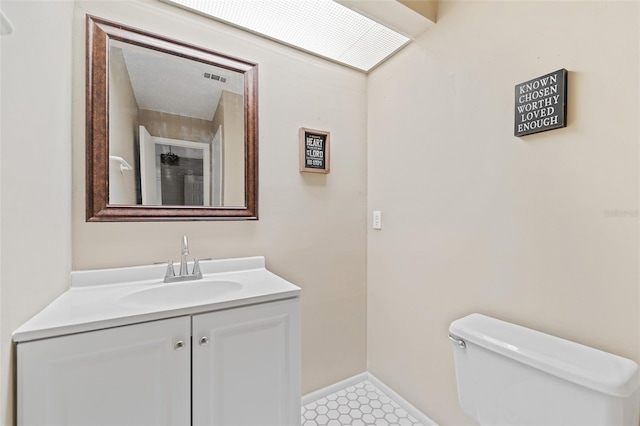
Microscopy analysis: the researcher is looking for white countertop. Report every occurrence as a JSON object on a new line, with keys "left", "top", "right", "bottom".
{"left": 13, "top": 256, "right": 301, "bottom": 343}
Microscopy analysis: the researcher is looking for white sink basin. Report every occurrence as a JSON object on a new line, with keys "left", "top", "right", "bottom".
{"left": 121, "top": 279, "right": 243, "bottom": 307}
{"left": 12, "top": 257, "right": 302, "bottom": 343}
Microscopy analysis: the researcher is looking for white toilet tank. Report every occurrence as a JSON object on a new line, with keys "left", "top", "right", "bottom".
{"left": 449, "top": 314, "right": 640, "bottom": 426}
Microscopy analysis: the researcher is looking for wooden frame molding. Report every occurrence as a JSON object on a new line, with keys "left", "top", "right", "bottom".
{"left": 86, "top": 15, "right": 259, "bottom": 221}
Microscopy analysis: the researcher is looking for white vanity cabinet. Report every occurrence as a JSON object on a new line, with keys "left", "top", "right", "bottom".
{"left": 14, "top": 256, "right": 302, "bottom": 426}
{"left": 193, "top": 298, "right": 301, "bottom": 426}
{"left": 17, "top": 317, "right": 192, "bottom": 425}
{"left": 17, "top": 298, "right": 301, "bottom": 426}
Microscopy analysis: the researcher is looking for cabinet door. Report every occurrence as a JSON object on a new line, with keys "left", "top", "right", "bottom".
{"left": 17, "top": 316, "right": 191, "bottom": 426}
{"left": 192, "top": 298, "right": 301, "bottom": 426}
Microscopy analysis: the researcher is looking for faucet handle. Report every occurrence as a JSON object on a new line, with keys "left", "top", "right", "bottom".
{"left": 192, "top": 258, "right": 202, "bottom": 278}
{"left": 165, "top": 260, "right": 176, "bottom": 279}
{"left": 154, "top": 260, "right": 175, "bottom": 279}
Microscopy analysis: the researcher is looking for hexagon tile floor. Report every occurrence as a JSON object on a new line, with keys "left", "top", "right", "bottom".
{"left": 301, "top": 380, "right": 425, "bottom": 426}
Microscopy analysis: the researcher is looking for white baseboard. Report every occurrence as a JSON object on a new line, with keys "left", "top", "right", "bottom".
{"left": 301, "top": 372, "right": 369, "bottom": 406}
{"left": 366, "top": 372, "right": 438, "bottom": 426}
{"left": 302, "top": 371, "right": 438, "bottom": 426}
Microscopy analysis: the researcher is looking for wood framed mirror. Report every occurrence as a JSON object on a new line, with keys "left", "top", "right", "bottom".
{"left": 86, "top": 16, "right": 258, "bottom": 221}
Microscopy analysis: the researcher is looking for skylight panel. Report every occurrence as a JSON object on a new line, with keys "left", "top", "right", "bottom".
{"left": 164, "top": 0, "right": 411, "bottom": 72}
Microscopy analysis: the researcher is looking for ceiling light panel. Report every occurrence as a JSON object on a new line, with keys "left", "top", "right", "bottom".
{"left": 165, "top": 0, "right": 411, "bottom": 72}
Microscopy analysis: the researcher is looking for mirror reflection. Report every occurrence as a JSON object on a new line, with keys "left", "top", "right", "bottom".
{"left": 108, "top": 40, "right": 245, "bottom": 207}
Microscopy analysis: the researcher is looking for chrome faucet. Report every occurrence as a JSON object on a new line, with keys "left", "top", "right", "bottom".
{"left": 160, "top": 235, "right": 204, "bottom": 283}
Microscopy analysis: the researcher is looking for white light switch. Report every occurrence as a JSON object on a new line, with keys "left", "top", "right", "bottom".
{"left": 373, "top": 211, "right": 382, "bottom": 230}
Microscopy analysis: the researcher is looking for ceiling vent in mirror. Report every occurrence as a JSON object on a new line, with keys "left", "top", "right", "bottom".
{"left": 204, "top": 72, "right": 227, "bottom": 83}
{"left": 162, "top": 0, "right": 422, "bottom": 72}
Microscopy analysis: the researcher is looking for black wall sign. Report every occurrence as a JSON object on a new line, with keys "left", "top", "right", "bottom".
{"left": 305, "top": 133, "right": 326, "bottom": 169}
{"left": 299, "top": 128, "right": 330, "bottom": 174}
{"left": 514, "top": 69, "right": 567, "bottom": 137}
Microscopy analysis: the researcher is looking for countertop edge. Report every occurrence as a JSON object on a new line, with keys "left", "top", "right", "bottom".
{"left": 13, "top": 288, "right": 301, "bottom": 343}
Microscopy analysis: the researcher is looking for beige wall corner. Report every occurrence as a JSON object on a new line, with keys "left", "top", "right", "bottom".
{"left": 337, "top": 0, "right": 435, "bottom": 39}
{"left": 398, "top": 0, "right": 437, "bottom": 24}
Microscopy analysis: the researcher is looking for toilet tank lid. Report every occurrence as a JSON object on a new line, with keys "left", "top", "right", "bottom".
{"left": 449, "top": 313, "right": 640, "bottom": 398}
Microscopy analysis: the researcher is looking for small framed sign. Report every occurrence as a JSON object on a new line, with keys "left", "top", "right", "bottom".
{"left": 515, "top": 69, "right": 567, "bottom": 137}
{"left": 299, "top": 127, "right": 330, "bottom": 174}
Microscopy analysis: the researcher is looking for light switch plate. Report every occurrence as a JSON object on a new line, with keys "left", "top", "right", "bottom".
{"left": 373, "top": 211, "right": 382, "bottom": 230}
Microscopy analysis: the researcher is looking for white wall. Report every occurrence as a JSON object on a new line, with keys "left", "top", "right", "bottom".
{"left": 368, "top": 1, "right": 639, "bottom": 424}
{"left": 0, "top": 1, "right": 74, "bottom": 423}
